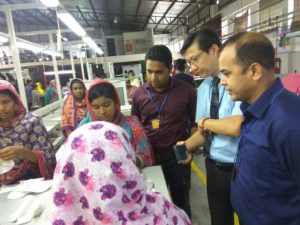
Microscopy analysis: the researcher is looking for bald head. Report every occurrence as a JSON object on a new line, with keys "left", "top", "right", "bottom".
{"left": 220, "top": 32, "right": 275, "bottom": 73}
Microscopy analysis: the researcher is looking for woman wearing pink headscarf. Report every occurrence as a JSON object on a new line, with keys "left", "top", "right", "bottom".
{"left": 51, "top": 121, "right": 191, "bottom": 225}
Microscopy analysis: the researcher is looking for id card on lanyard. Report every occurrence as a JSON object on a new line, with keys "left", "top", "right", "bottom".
{"left": 145, "top": 87, "right": 171, "bottom": 129}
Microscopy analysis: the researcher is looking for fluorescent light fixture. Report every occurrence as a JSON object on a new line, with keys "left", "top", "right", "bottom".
{"left": 83, "top": 36, "right": 98, "bottom": 49}
{"left": 44, "top": 70, "right": 73, "bottom": 76}
{"left": 40, "top": 0, "right": 59, "bottom": 7}
{"left": 57, "top": 12, "right": 86, "bottom": 37}
{"left": 17, "top": 41, "right": 42, "bottom": 53}
{"left": 42, "top": 49, "right": 62, "bottom": 57}
{"left": 82, "top": 36, "right": 104, "bottom": 55}
{"left": 0, "top": 36, "right": 8, "bottom": 43}
{"left": 0, "top": 32, "right": 61, "bottom": 56}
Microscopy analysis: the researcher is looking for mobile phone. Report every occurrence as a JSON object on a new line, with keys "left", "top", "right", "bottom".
{"left": 173, "top": 144, "right": 188, "bottom": 161}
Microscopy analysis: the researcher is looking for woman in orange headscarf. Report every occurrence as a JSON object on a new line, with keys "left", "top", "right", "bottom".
{"left": 61, "top": 79, "right": 87, "bottom": 138}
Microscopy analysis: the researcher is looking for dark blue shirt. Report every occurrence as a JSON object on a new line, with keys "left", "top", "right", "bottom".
{"left": 231, "top": 79, "right": 300, "bottom": 225}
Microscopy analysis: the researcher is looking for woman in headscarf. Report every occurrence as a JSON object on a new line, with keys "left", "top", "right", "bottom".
{"left": 61, "top": 79, "right": 87, "bottom": 138}
{"left": 80, "top": 79, "right": 154, "bottom": 168}
{"left": 52, "top": 121, "right": 191, "bottom": 225}
{"left": 44, "top": 80, "right": 58, "bottom": 105}
{"left": 0, "top": 80, "right": 55, "bottom": 185}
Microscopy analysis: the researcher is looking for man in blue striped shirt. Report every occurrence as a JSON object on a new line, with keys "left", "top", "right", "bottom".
{"left": 219, "top": 32, "right": 300, "bottom": 225}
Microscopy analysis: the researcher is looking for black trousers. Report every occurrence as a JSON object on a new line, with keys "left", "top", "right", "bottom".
{"left": 205, "top": 157, "right": 234, "bottom": 225}
{"left": 158, "top": 157, "right": 191, "bottom": 218}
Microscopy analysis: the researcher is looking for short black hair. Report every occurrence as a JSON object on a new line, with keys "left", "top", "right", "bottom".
{"left": 174, "top": 59, "right": 186, "bottom": 71}
{"left": 0, "top": 89, "right": 17, "bottom": 102}
{"left": 145, "top": 45, "right": 172, "bottom": 68}
{"left": 219, "top": 32, "right": 275, "bottom": 73}
{"left": 88, "top": 83, "right": 118, "bottom": 104}
{"left": 180, "top": 28, "right": 221, "bottom": 55}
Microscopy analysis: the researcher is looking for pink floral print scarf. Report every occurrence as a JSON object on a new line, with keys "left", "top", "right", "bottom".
{"left": 51, "top": 121, "right": 191, "bottom": 225}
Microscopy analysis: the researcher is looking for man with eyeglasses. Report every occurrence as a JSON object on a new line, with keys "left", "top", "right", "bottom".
{"left": 178, "top": 28, "right": 243, "bottom": 225}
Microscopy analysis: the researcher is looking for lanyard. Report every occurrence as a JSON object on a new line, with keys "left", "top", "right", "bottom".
{"left": 145, "top": 87, "right": 171, "bottom": 116}
{"left": 235, "top": 87, "right": 285, "bottom": 161}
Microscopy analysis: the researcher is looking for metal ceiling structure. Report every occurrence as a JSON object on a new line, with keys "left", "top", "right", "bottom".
{"left": 0, "top": 0, "right": 217, "bottom": 38}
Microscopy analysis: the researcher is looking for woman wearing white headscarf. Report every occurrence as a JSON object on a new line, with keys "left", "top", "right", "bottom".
{"left": 51, "top": 121, "right": 191, "bottom": 225}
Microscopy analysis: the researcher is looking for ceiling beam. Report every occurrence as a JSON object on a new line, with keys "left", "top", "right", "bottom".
{"left": 0, "top": 3, "right": 47, "bottom": 11}
{"left": 142, "top": 0, "right": 159, "bottom": 30}
{"left": 103, "top": 0, "right": 114, "bottom": 28}
{"left": 16, "top": 27, "right": 95, "bottom": 36}
{"left": 120, "top": 0, "right": 125, "bottom": 29}
{"left": 35, "top": 9, "right": 57, "bottom": 26}
{"left": 153, "top": 2, "right": 176, "bottom": 31}
{"left": 88, "top": 0, "right": 101, "bottom": 27}
{"left": 163, "top": 2, "right": 191, "bottom": 32}
{"left": 75, "top": 6, "right": 90, "bottom": 27}
{"left": 142, "top": 0, "right": 206, "bottom": 3}
{"left": 68, "top": 10, "right": 186, "bottom": 25}
{"left": 5, "top": 0, "right": 43, "bottom": 26}
{"left": 135, "top": 0, "right": 143, "bottom": 21}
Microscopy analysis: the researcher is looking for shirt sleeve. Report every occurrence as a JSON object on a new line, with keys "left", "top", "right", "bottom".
{"left": 129, "top": 116, "right": 154, "bottom": 167}
{"left": 195, "top": 84, "right": 208, "bottom": 122}
{"left": 232, "top": 101, "right": 243, "bottom": 115}
{"left": 283, "top": 129, "right": 300, "bottom": 188}
{"left": 29, "top": 116, "right": 56, "bottom": 179}
{"left": 131, "top": 89, "right": 141, "bottom": 120}
{"left": 188, "top": 87, "right": 197, "bottom": 127}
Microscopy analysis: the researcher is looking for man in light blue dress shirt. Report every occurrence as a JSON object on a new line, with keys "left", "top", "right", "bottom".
{"left": 179, "top": 28, "right": 243, "bottom": 225}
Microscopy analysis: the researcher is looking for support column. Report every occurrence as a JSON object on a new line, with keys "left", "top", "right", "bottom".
{"left": 5, "top": 9, "right": 28, "bottom": 111}
{"left": 80, "top": 55, "right": 85, "bottom": 81}
{"left": 49, "top": 33, "right": 63, "bottom": 104}
{"left": 70, "top": 54, "right": 76, "bottom": 79}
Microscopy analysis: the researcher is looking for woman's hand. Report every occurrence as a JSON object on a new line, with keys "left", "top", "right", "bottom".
{"left": 0, "top": 146, "right": 37, "bottom": 163}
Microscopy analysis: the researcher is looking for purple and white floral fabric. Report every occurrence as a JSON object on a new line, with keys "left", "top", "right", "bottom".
{"left": 51, "top": 121, "right": 191, "bottom": 225}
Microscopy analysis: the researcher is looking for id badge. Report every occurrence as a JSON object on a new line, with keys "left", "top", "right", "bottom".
{"left": 151, "top": 118, "right": 160, "bottom": 129}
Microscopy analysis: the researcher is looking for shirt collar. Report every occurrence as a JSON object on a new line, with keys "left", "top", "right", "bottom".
{"left": 241, "top": 79, "right": 284, "bottom": 119}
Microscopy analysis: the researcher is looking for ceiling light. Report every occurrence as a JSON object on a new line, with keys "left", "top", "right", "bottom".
{"left": 40, "top": 0, "right": 60, "bottom": 8}
{"left": 0, "top": 36, "right": 8, "bottom": 43}
{"left": 114, "top": 17, "right": 118, "bottom": 24}
{"left": 17, "top": 42, "right": 42, "bottom": 53}
{"left": 42, "top": 50, "right": 62, "bottom": 57}
{"left": 82, "top": 36, "right": 104, "bottom": 55}
{"left": 44, "top": 70, "right": 73, "bottom": 76}
{"left": 57, "top": 12, "right": 86, "bottom": 37}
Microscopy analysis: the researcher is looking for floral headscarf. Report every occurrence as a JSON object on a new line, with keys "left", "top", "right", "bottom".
{"left": 0, "top": 80, "right": 25, "bottom": 127}
{"left": 52, "top": 121, "right": 191, "bottom": 225}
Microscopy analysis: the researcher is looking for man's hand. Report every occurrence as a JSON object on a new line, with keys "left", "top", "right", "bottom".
{"left": 178, "top": 153, "right": 193, "bottom": 165}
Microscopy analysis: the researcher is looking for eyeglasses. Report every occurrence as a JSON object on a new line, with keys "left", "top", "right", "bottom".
{"left": 186, "top": 51, "right": 204, "bottom": 68}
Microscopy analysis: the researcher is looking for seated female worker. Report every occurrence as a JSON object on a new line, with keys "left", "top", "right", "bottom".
{"left": 0, "top": 80, "right": 56, "bottom": 185}
{"left": 79, "top": 79, "right": 153, "bottom": 168}
{"left": 61, "top": 78, "right": 87, "bottom": 138}
{"left": 51, "top": 121, "right": 191, "bottom": 225}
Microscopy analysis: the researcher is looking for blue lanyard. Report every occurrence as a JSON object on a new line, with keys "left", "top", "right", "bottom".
{"left": 145, "top": 87, "right": 171, "bottom": 116}
{"left": 236, "top": 87, "right": 285, "bottom": 161}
